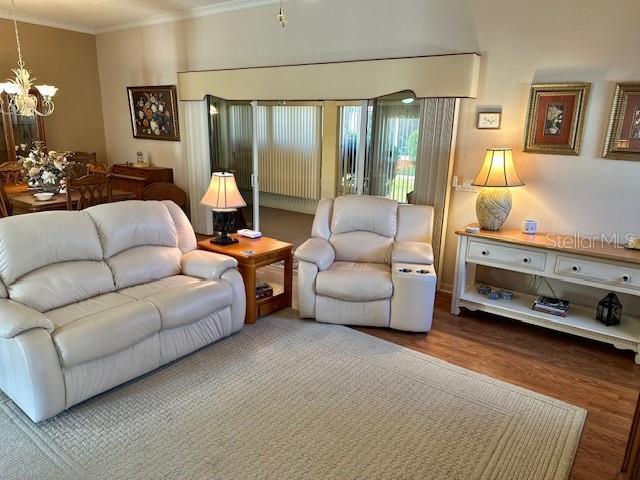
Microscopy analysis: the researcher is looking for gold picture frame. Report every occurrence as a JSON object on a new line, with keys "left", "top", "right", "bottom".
{"left": 523, "top": 83, "right": 590, "bottom": 155}
{"left": 603, "top": 82, "right": 640, "bottom": 161}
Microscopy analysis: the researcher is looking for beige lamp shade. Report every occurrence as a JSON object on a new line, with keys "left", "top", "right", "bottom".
{"left": 200, "top": 172, "right": 247, "bottom": 211}
{"left": 472, "top": 148, "right": 524, "bottom": 188}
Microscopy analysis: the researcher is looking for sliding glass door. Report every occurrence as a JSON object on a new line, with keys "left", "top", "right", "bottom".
{"left": 208, "top": 97, "right": 323, "bottom": 232}
{"left": 337, "top": 96, "right": 421, "bottom": 204}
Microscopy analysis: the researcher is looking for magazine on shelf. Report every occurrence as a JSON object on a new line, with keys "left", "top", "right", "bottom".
{"left": 532, "top": 295, "right": 570, "bottom": 317}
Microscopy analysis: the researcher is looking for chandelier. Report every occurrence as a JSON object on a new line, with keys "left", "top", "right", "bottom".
{"left": 0, "top": 0, "right": 57, "bottom": 117}
{"left": 277, "top": 0, "right": 287, "bottom": 28}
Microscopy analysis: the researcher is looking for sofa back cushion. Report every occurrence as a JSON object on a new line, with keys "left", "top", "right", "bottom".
{"left": 86, "top": 201, "right": 178, "bottom": 258}
{"left": 9, "top": 261, "right": 115, "bottom": 312}
{"left": 108, "top": 245, "right": 182, "bottom": 290}
{"left": 161, "top": 200, "right": 197, "bottom": 253}
{"left": 331, "top": 195, "right": 398, "bottom": 237}
{"left": 0, "top": 211, "right": 103, "bottom": 285}
{"left": 327, "top": 195, "right": 397, "bottom": 264}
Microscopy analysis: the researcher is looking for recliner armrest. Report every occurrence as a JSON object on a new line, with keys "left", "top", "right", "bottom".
{"left": 181, "top": 250, "right": 239, "bottom": 280}
{"left": 0, "top": 299, "right": 54, "bottom": 339}
{"left": 392, "top": 241, "right": 434, "bottom": 265}
{"left": 295, "top": 238, "right": 335, "bottom": 271}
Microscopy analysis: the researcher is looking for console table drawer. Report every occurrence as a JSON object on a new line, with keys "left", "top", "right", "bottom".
{"left": 467, "top": 240, "right": 547, "bottom": 271}
{"left": 555, "top": 256, "right": 640, "bottom": 289}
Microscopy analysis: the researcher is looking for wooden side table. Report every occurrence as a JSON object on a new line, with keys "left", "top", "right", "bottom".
{"left": 198, "top": 234, "right": 293, "bottom": 324}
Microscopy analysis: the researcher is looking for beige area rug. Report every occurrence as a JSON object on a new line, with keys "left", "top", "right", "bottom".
{"left": 0, "top": 310, "right": 585, "bottom": 480}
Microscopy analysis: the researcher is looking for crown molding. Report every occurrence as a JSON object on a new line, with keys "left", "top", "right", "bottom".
{"left": 95, "top": 0, "right": 282, "bottom": 34}
{"left": 0, "top": 0, "right": 282, "bottom": 36}
{"left": 0, "top": 10, "right": 95, "bottom": 34}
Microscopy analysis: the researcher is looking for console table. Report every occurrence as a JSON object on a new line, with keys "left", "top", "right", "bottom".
{"left": 111, "top": 164, "right": 173, "bottom": 199}
{"left": 452, "top": 226, "right": 640, "bottom": 364}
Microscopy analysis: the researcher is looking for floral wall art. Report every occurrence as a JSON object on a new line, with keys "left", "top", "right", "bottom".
{"left": 127, "top": 85, "right": 180, "bottom": 141}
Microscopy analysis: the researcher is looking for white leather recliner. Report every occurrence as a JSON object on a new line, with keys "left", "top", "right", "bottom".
{"left": 0, "top": 200, "right": 246, "bottom": 422}
{"left": 295, "top": 195, "right": 436, "bottom": 332}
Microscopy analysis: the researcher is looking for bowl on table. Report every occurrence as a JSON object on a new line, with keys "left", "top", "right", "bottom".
{"left": 33, "top": 192, "right": 55, "bottom": 202}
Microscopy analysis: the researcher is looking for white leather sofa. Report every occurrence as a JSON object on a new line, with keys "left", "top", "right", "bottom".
{"left": 0, "top": 200, "right": 245, "bottom": 422}
{"left": 295, "top": 195, "right": 437, "bottom": 332}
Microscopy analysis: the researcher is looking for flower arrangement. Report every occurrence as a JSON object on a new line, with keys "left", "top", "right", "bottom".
{"left": 18, "top": 142, "right": 72, "bottom": 192}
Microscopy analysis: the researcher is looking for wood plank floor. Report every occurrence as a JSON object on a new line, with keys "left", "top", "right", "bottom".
{"left": 355, "top": 293, "right": 640, "bottom": 480}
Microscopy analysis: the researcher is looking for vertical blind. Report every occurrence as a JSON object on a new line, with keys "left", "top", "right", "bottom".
{"left": 412, "top": 97, "right": 457, "bottom": 271}
{"left": 256, "top": 105, "right": 322, "bottom": 200}
{"left": 223, "top": 103, "right": 322, "bottom": 200}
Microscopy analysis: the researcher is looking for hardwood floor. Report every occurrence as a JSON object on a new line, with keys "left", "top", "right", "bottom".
{"left": 355, "top": 293, "right": 640, "bottom": 480}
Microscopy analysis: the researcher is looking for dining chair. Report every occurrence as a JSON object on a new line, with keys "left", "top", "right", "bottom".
{"left": 87, "top": 163, "right": 110, "bottom": 176}
{"left": 65, "top": 161, "right": 90, "bottom": 182}
{"left": 141, "top": 182, "right": 187, "bottom": 209}
{"left": 0, "top": 182, "right": 11, "bottom": 218}
{"left": 66, "top": 175, "right": 113, "bottom": 211}
{"left": 0, "top": 161, "right": 23, "bottom": 185}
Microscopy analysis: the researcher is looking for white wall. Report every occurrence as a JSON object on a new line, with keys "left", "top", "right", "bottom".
{"left": 96, "top": 0, "right": 640, "bottom": 286}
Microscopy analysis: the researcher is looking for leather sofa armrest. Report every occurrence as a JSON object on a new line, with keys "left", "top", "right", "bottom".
{"left": 392, "top": 241, "right": 434, "bottom": 265}
{"left": 181, "top": 250, "right": 239, "bottom": 280}
{"left": 295, "top": 238, "right": 335, "bottom": 271}
{"left": 0, "top": 299, "right": 54, "bottom": 339}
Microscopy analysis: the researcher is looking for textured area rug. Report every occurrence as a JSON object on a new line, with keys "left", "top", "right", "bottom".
{"left": 0, "top": 310, "right": 585, "bottom": 480}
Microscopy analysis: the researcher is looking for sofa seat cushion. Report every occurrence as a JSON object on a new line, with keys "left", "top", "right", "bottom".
{"left": 316, "top": 262, "right": 392, "bottom": 301}
{"left": 52, "top": 301, "right": 161, "bottom": 368}
{"left": 143, "top": 281, "right": 233, "bottom": 330}
{"left": 118, "top": 275, "right": 201, "bottom": 300}
{"left": 45, "top": 292, "right": 135, "bottom": 329}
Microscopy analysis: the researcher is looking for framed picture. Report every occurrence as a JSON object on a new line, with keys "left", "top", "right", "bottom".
{"left": 127, "top": 85, "right": 180, "bottom": 141}
{"left": 523, "top": 83, "right": 590, "bottom": 155}
{"left": 603, "top": 82, "right": 640, "bottom": 161}
{"left": 477, "top": 111, "right": 501, "bottom": 129}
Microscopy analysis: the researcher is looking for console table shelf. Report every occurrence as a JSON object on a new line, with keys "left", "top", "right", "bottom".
{"left": 452, "top": 227, "right": 640, "bottom": 363}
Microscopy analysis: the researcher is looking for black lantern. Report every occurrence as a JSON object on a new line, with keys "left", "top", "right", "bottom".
{"left": 597, "top": 292, "right": 622, "bottom": 326}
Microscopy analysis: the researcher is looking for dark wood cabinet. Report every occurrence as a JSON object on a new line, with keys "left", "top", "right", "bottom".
{"left": 110, "top": 164, "right": 174, "bottom": 199}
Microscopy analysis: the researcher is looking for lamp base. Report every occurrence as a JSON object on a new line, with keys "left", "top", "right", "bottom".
{"left": 210, "top": 234, "right": 239, "bottom": 246}
{"left": 476, "top": 187, "right": 512, "bottom": 231}
{"left": 211, "top": 209, "right": 239, "bottom": 247}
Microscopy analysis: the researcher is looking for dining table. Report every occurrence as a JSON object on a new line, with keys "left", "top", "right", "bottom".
{"left": 5, "top": 183, "right": 135, "bottom": 215}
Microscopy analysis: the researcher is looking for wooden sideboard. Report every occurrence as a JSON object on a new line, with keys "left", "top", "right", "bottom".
{"left": 110, "top": 164, "right": 174, "bottom": 199}
{"left": 452, "top": 227, "right": 640, "bottom": 364}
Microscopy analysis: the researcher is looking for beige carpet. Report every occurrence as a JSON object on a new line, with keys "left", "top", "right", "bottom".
{"left": 0, "top": 310, "right": 585, "bottom": 480}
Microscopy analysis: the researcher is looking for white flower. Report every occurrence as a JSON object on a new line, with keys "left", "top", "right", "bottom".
{"left": 28, "top": 167, "right": 40, "bottom": 177}
{"left": 41, "top": 170, "right": 57, "bottom": 185}
{"left": 48, "top": 150, "right": 57, "bottom": 156}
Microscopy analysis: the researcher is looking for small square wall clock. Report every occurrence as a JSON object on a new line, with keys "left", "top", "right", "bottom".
{"left": 477, "top": 112, "right": 502, "bottom": 129}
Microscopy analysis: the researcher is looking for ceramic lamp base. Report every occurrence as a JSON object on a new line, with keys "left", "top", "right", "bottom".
{"left": 476, "top": 187, "right": 512, "bottom": 231}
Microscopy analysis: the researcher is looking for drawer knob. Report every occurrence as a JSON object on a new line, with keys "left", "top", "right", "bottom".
{"left": 481, "top": 250, "right": 489, "bottom": 256}
{"left": 623, "top": 274, "right": 631, "bottom": 282}
{"left": 523, "top": 257, "right": 531, "bottom": 264}
{"left": 572, "top": 265, "right": 580, "bottom": 272}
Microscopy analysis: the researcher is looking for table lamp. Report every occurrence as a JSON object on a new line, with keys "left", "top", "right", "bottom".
{"left": 200, "top": 172, "right": 247, "bottom": 245}
{"left": 472, "top": 147, "right": 524, "bottom": 231}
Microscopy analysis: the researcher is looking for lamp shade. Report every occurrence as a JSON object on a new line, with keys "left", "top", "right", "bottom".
{"left": 200, "top": 172, "right": 247, "bottom": 211}
{"left": 472, "top": 148, "right": 524, "bottom": 188}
